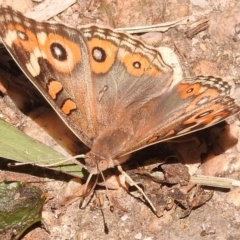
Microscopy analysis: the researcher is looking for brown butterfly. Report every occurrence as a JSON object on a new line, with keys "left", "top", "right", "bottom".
{"left": 0, "top": 5, "right": 239, "bottom": 177}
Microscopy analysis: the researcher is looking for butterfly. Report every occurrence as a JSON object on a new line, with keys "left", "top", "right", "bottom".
{"left": 0, "top": 5, "right": 239, "bottom": 177}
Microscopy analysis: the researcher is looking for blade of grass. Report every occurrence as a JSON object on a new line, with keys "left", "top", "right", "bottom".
{"left": 0, "top": 119, "right": 83, "bottom": 178}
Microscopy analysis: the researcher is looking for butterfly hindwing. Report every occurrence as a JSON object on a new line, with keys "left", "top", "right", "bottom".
{"left": 125, "top": 76, "right": 240, "bottom": 153}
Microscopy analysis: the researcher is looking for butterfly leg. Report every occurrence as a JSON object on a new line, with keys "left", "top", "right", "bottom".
{"left": 117, "top": 165, "right": 157, "bottom": 213}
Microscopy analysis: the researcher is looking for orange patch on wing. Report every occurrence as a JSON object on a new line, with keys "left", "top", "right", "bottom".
{"left": 162, "top": 129, "right": 175, "bottom": 138}
{"left": 48, "top": 80, "right": 63, "bottom": 99}
{"left": 62, "top": 99, "right": 77, "bottom": 115}
{"left": 146, "top": 65, "right": 161, "bottom": 77}
{"left": 178, "top": 83, "right": 202, "bottom": 99}
{"left": 147, "top": 130, "right": 175, "bottom": 144}
{"left": 119, "top": 53, "right": 150, "bottom": 76}
{"left": 7, "top": 23, "right": 38, "bottom": 52}
{"left": 184, "top": 103, "right": 229, "bottom": 126}
{"left": 186, "top": 89, "right": 220, "bottom": 112}
{"left": 42, "top": 33, "right": 81, "bottom": 73}
{"left": 147, "top": 136, "right": 159, "bottom": 143}
{"left": 88, "top": 38, "right": 117, "bottom": 74}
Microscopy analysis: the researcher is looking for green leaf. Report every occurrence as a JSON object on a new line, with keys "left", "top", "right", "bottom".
{"left": 0, "top": 181, "right": 45, "bottom": 240}
{"left": 0, "top": 119, "right": 83, "bottom": 177}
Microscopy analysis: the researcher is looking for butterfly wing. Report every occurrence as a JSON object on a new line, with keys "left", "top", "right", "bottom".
{"left": 86, "top": 74, "right": 240, "bottom": 167}
{"left": 119, "top": 75, "right": 240, "bottom": 155}
{"left": 80, "top": 25, "right": 174, "bottom": 129}
{"left": 0, "top": 6, "right": 97, "bottom": 147}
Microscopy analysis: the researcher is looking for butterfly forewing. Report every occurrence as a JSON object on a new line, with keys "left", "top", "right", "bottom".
{"left": 80, "top": 25, "right": 173, "bottom": 127}
{"left": 0, "top": 6, "right": 98, "bottom": 147}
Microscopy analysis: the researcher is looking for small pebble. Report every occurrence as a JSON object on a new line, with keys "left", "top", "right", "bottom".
{"left": 121, "top": 214, "right": 128, "bottom": 221}
{"left": 135, "top": 232, "right": 142, "bottom": 239}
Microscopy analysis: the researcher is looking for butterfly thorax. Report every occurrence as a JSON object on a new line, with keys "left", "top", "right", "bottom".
{"left": 84, "top": 128, "right": 132, "bottom": 174}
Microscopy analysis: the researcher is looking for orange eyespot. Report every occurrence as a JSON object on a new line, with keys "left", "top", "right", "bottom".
{"left": 177, "top": 83, "right": 202, "bottom": 99}
{"left": 42, "top": 33, "right": 81, "bottom": 73}
{"left": 88, "top": 38, "right": 117, "bottom": 74}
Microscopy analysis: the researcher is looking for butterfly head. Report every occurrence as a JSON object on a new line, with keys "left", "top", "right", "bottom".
{"left": 84, "top": 151, "right": 116, "bottom": 174}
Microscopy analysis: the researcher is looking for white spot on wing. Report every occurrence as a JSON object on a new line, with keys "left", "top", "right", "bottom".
{"left": 52, "top": 45, "right": 63, "bottom": 58}
{"left": 93, "top": 48, "right": 103, "bottom": 61}
{"left": 26, "top": 48, "right": 46, "bottom": 77}
{"left": 13, "top": 16, "right": 21, "bottom": 23}
{"left": 17, "top": 31, "right": 27, "bottom": 40}
{"left": 158, "top": 46, "right": 183, "bottom": 87}
{"left": 4, "top": 30, "right": 17, "bottom": 47}
{"left": 33, "top": 47, "right": 46, "bottom": 59}
{"left": 24, "top": 21, "right": 32, "bottom": 28}
{"left": 37, "top": 31, "right": 47, "bottom": 45}
{"left": 197, "top": 96, "right": 209, "bottom": 105}
{"left": 5, "top": 14, "right": 12, "bottom": 21}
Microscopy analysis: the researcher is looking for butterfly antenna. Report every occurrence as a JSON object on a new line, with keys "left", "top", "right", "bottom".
{"left": 117, "top": 165, "right": 157, "bottom": 213}
{"left": 29, "top": 154, "right": 87, "bottom": 168}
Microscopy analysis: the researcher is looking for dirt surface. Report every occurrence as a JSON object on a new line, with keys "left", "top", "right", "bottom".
{"left": 1, "top": 0, "right": 240, "bottom": 239}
